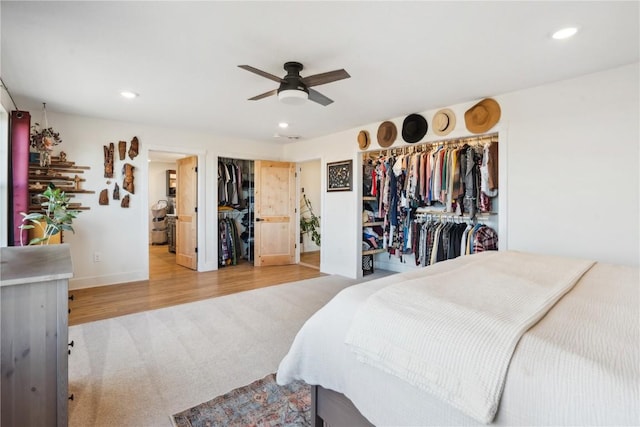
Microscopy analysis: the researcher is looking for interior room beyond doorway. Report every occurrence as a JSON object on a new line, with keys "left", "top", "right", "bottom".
{"left": 299, "top": 159, "right": 321, "bottom": 270}
{"left": 148, "top": 150, "right": 189, "bottom": 275}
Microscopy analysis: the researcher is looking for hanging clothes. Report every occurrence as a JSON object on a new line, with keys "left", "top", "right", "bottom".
{"left": 413, "top": 218, "right": 497, "bottom": 266}
{"left": 363, "top": 137, "right": 499, "bottom": 266}
{"left": 218, "top": 216, "right": 243, "bottom": 266}
{"left": 218, "top": 159, "right": 244, "bottom": 207}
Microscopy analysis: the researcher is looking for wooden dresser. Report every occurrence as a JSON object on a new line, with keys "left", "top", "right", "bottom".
{"left": 0, "top": 244, "right": 73, "bottom": 427}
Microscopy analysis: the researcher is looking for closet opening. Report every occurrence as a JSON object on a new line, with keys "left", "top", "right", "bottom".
{"left": 218, "top": 157, "right": 254, "bottom": 267}
{"left": 362, "top": 132, "right": 500, "bottom": 274}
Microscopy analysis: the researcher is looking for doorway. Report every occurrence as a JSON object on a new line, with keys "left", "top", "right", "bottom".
{"left": 147, "top": 150, "right": 191, "bottom": 276}
{"left": 298, "top": 159, "right": 321, "bottom": 270}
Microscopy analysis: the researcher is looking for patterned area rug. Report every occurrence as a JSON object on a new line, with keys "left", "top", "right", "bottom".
{"left": 172, "top": 373, "right": 311, "bottom": 427}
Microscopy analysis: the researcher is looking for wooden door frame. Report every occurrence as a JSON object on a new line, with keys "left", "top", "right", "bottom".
{"left": 145, "top": 145, "right": 207, "bottom": 277}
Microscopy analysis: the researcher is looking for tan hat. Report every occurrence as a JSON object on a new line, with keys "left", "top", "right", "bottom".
{"left": 432, "top": 108, "right": 456, "bottom": 136}
{"left": 376, "top": 121, "right": 397, "bottom": 148}
{"left": 464, "top": 98, "right": 501, "bottom": 134}
{"left": 357, "top": 130, "right": 370, "bottom": 150}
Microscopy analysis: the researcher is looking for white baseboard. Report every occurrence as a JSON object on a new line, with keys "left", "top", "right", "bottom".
{"left": 69, "top": 271, "right": 148, "bottom": 290}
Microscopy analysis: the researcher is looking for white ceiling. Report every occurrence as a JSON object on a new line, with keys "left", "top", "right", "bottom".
{"left": 1, "top": 1, "right": 638, "bottom": 144}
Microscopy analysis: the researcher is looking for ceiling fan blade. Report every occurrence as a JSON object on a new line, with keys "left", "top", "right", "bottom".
{"left": 308, "top": 88, "right": 333, "bottom": 106}
{"left": 302, "top": 69, "right": 350, "bottom": 87}
{"left": 238, "top": 65, "right": 284, "bottom": 83}
{"left": 248, "top": 89, "right": 278, "bottom": 101}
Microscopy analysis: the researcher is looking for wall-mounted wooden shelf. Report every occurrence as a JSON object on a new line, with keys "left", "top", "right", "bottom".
{"left": 28, "top": 155, "right": 93, "bottom": 212}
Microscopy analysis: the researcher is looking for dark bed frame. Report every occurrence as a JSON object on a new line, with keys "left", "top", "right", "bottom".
{"left": 311, "top": 385, "right": 374, "bottom": 427}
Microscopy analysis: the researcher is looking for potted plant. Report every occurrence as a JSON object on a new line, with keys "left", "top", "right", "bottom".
{"left": 30, "top": 122, "right": 62, "bottom": 167}
{"left": 19, "top": 184, "right": 80, "bottom": 245}
{"left": 300, "top": 194, "right": 321, "bottom": 247}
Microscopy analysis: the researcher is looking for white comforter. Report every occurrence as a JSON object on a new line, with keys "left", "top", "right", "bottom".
{"left": 277, "top": 251, "right": 639, "bottom": 426}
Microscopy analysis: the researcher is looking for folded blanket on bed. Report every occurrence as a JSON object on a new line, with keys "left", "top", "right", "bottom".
{"left": 344, "top": 251, "right": 595, "bottom": 424}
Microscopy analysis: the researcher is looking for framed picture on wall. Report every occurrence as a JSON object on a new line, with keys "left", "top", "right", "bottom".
{"left": 327, "top": 160, "right": 353, "bottom": 192}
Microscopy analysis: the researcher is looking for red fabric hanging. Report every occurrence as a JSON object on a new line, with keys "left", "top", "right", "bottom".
{"left": 8, "top": 110, "right": 31, "bottom": 246}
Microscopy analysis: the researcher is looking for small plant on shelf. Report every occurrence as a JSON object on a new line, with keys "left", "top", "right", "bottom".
{"left": 19, "top": 184, "right": 80, "bottom": 245}
{"left": 300, "top": 193, "right": 321, "bottom": 247}
{"left": 30, "top": 122, "right": 62, "bottom": 152}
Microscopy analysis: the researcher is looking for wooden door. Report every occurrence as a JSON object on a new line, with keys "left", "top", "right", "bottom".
{"left": 254, "top": 160, "right": 296, "bottom": 266}
{"left": 176, "top": 156, "right": 198, "bottom": 270}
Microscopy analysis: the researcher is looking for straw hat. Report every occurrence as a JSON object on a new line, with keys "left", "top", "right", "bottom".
{"left": 401, "top": 113, "right": 428, "bottom": 143}
{"left": 432, "top": 108, "right": 456, "bottom": 136}
{"left": 464, "top": 98, "right": 501, "bottom": 134}
{"left": 376, "top": 121, "right": 397, "bottom": 148}
{"left": 357, "top": 130, "right": 370, "bottom": 150}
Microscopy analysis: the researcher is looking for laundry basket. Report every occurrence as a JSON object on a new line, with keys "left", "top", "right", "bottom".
{"left": 151, "top": 200, "right": 168, "bottom": 218}
{"left": 151, "top": 200, "right": 168, "bottom": 244}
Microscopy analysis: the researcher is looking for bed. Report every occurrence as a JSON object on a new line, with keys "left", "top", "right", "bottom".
{"left": 277, "top": 250, "right": 639, "bottom": 426}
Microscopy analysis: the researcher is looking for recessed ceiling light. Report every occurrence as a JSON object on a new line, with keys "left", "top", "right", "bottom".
{"left": 278, "top": 122, "right": 289, "bottom": 129}
{"left": 120, "top": 91, "right": 139, "bottom": 99}
{"left": 552, "top": 27, "right": 578, "bottom": 40}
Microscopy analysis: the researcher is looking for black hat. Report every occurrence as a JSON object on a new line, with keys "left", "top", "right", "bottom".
{"left": 402, "top": 113, "right": 428, "bottom": 143}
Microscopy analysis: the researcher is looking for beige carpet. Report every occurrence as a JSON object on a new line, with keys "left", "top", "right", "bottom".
{"left": 68, "top": 272, "right": 391, "bottom": 427}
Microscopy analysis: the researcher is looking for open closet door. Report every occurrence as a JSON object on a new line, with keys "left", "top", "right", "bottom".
{"left": 254, "top": 160, "right": 296, "bottom": 266}
{"left": 176, "top": 156, "right": 198, "bottom": 270}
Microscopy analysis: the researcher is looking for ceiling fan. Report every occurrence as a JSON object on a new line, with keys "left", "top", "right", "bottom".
{"left": 238, "top": 61, "right": 350, "bottom": 106}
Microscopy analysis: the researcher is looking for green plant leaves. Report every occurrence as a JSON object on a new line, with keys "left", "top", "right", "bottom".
{"left": 18, "top": 184, "right": 81, "bottom": 245}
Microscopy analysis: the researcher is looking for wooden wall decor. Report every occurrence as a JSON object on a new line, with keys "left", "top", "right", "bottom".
{"left": 118, "top": 141, "right": 126, "bottom": 160}
{"left": 103, "top": 143, "right": 114, "bottom": 178}
{"left": 113, "top": 182, "right": 120, "bottom": 200}
{"left": 99, "top": 189, "right": 109, "bottom": 205}
{"left": 121, "top": 194, "right": 130, "bottom": 208}
{"left": 28, "top": 155, "right": 94, "bottom": 212}
{"left": 123, "top": 163, "right": 135, "bottom": 194}
{"left": 128, "top": 136, "right": 139, "bottom": 160}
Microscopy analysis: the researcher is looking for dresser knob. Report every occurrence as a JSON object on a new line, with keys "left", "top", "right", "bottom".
{"left": 68, "top": 394, "right": 74, "bottom": 401}
{"left": 69, "top": 294, "right": 74, "bottom": 301}
{"left": 68, "top": 340, "right": 74, "bottom": 347}
{"left": 68, "top": 308, "right": 71, "bottom": 314}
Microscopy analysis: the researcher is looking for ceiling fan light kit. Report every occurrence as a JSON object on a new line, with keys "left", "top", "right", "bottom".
{"left": 278, "top": 88, "right": 308, "bottom": 105}
{"left": 239, "top": 61, "right": 350, "bottom": 106}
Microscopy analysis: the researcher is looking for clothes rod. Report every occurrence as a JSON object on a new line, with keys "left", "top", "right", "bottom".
{"left": 365, "top": 132, "right": 498, "bottom": 158}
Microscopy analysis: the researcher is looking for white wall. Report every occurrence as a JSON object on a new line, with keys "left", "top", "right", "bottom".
{"left": 500, "top": 64, "right": 639, "bottom": 265}
{"left": 299, "top": 159, "right": 321, "bottom": 253}
{"left": 0, "top": 109, "right": 284, "bottom": 289}
{"left": 284, "top": 134, "right": 361, "bottom": 278}
{"left": 284, "top": 62, "right": 639, "bottom": 277}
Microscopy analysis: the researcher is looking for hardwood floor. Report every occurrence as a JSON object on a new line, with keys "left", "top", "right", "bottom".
{"left": 68, "top": 245, "right": 324, "bottom": 326}
{"left": 300, "top": 250, "right": 320, "bottom": 269}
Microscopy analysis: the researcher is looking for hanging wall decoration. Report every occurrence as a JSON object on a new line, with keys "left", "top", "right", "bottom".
{"left": 99, "top": 189, "right": 109, "bottom": 205}
{"left": 128, "top": 136, "right": 139, "bottom": 160}
{"left": 113, "top": 182, "right": 120, "bottom": 200}
{"left": 30, "top": 103, "right": 62, "bottom": 167}
{"left": 327, "top": 159, "right": 353, "bottom": 192}
{"left": 121, "top": 194, "right": 130, "bottom": 208}
{"left": 118, "top": 140, "right": 126, "bottom": 160}
{"left": 123, "top": 163, "right": 135, "bottom": 193}
{"left": 104, "top": 143, "right": 114, "bottom": 178}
